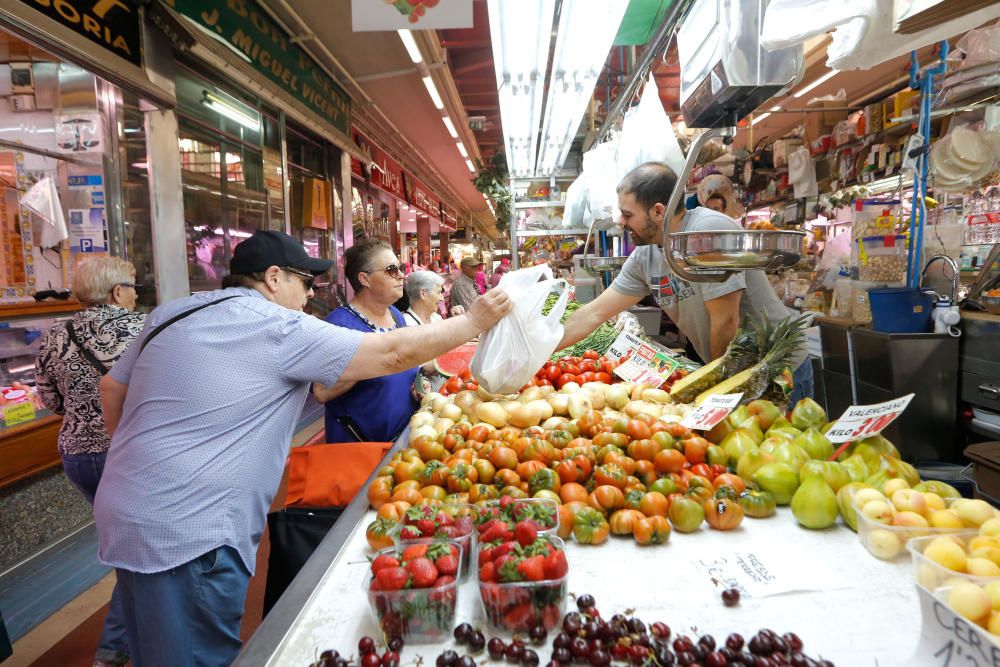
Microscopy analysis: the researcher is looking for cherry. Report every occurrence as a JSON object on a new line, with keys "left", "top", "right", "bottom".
{"left": 570, "top": 637, "right": 590, "bottom": 659}
{"left": 553, "top": 633, "right": 571, "bottom": 650}
{"left": 529, "top": 625, "right": 547, "bottom": 645}
{"left": 706, "top": 652, "right": 729, "bottom": 667}
{"left": 455, "top": 623, "right": 474, "bottom": 644}
{"left": 699, "top": 635, "right": 717, "bottom": 651}
{"left": 782, "top": 634, "right": 803, "bottom": 653}
{"left": 626, "top": 618, "right": 646, "bottom": 635}
{"left": 628, "top": 645, "right": 648, "bottom": 665}
{"left": 359, "top": 637, "right": 378, "bottom": 656}
{"left": 721, "top": 588, "right": 741, "bottom": 607}
{"left": 552, "top": 647, "right": 572, "bottom": 664}
{"left": 563, "top": 613, "right": 583, "bottom": 635}
{"left": 788, "top": 656, "right": 810, "bottom": 667}
{"left": 674, "top": 637, "right": 696, "bottom": 654}
{"left": 726, "top": 634, "right": 745, "bottom": 652}
{"left": 589, "top": 649, "right": 610, "bottom": 667}
{"left": 458, "top": 657, "right": 477, "bottom": 667}
{"left": 382, "top": 651, "right": 400, "bottom": 667}
{"left": 651, "top": 622, "right": 671, "bottom": 639}
{"left": 771, "top": 637, "right": 789, "bottom": 655}
{"left": 362, "top": 654, "right": 382, "bottom": 667}
{"left": 521, "top": 649, "right": 540, "bottom": 667}
{"left": 488, "top": 639, "right": 506, "bottom": 660}
{"left": 654, "top": 647, "right": 676, "bottom": 666}
{"left": 505, "top": 643, "right": 524, "bottom": 663}
{"left": 577, "top": 594, "right": 596, "bottom": 611}
{"left": 675, "top": 652, "right": 697, "bottom": 666}
{"left": 438, "top": 650, "right": 459, "bottom": 667}
{"left": 469, "top": 631, "right": 486, "bottom": 653}
{"left": 388, "top": 637, "right": 404, "bottom": 653}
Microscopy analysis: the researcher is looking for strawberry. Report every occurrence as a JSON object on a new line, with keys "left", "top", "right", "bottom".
{"left": 401, "top": 544, "right": 427, "bottom": 562}
{"left": 479, "top": 520, "right": 509, "bottom": 543}
{"left": 453, "top": 516, "right": 474, "bottom": 536}
{"left": 499, "top": 495, "right": 515, "bottom": 510}
{"left": 439, "top": 525, "right": 462, "bottom": 539}
{"left": 479, "top": 561, "right": 496, "bottom": 582}
{"left": 435, "top": 553, "right": 459, "bottom": 576}
{"left": 478, "top": 545, "right": 495, "bottom": 566}
{"left": 375, "top": 566, "right": 410, "bottom": 591}
{"left": 435, "top": 511, "right": 454, "bottom": 526}
{"left": 541, "top": 603, "right": 562, "bottom": 630}
{"left": 516, "top": 555, "right": 546, "bottom": 582}
{"left": 399, "top": 525, "right": 423, "bottom": 540}
{"left": 494, "top": 554, "right": 518, "bottom": 580}
{"left": 416, "top": 519, "right": 437, "bottom": 537}
{"left": 503, "top": 601, "right": 536, "bottom": 632}
{"left": 514, "top": 521, "right": 538, "bottom": 548}
{"left": 491, "top": 541, "right": 520, "bottom": 561}
{"left": 477, "top": 518, "right": 500, "bottom": 535}
{"left": 370, "top": 554, "right": 400, "bottom": 575}
{"left": 405, "top": 556, "right": 438, "bottom": 588}
{"left": 543, "top": 549, "right": 568, "bottom": 580}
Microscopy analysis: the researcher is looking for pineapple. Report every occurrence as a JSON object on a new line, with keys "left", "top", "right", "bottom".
{"left": 668, "top": 317, "right": 761, "bottom": 404}
{"left": 692, "top": 316, "right": 808, "bottom": 406}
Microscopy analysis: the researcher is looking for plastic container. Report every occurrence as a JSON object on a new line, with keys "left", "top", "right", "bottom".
{"left": 854, "top": 497, "right": 970, "bottom": 561}
{"left": 477, "top": 536, "right": 569, "bottom": 632}
{"left": 909, "top": 532, "right": 993, "bottom": 591}
{"left": 850, "top": 280, "right": 892, "bottom": 323}
{"left": 859, "top": 235, "right": 908, "bottom": 283}
{"left": 365, "top": 542, "right": 464, "bottom": 643}
{"left": 868, "top": 287, "right": 935, "bottom": 333}
{"left": 393, "top": 503, "right": 478, "bottom": 580}
{"left": 917, "top": 463, "right": 975, "bottom": 499}
{"left": 477, "top": 497, "right": 561, "bottom": 540}
{"left": 832, "top": 277, "right": 853, "bottom": 317}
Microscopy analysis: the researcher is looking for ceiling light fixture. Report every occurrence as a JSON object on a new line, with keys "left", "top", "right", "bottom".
{"left": 487, "top": 0, "right": 556, "bottom": 179}
{"left": 750, "top": 112, "right": 772, "bottom": 126}
{"left": 465, "top": 158, "right": 476, "bottom": 172}
{"left": 535, "top": 0, "right": 629, "bottom": 176}
{"left": 457, "top": 142, "right": 469, "bottom": 158}
{"left": 398, "top": 29, "right": 422, "bottom": 64}
{"left": 792, "top": 70, "right": 837, "bottom": 98}
{"left": 442, "top": 116, "right": 459, "bottom": 138}
{"left": 422, "top": 76, "right": 445, "bottom": 109}
{"left": 201, "top": 90, "right": 260, "bottom": 131}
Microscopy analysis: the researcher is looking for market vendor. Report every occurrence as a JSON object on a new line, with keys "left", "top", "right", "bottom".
{"left": 449, "top": 256, "right": 482, "bottom": 313}
{"left": 558, "top": 162, "right": 813, "bottom": 402}
{"left": 95, "top": 230, "right": 511, "bottom": 667}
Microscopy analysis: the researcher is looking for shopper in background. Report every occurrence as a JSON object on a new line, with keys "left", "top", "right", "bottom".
{"left": 315, "top": 238, "right": 416, "bottom": 443}
{"left": 475, "top": 262, "right": 488, "bottom": 295}
{"left": 35, "top": 256, "right": 145, "bottom": 667}
{"left": 449, "top": 256, "right": 481, "bottom": 313}
{"left": 558, "top": 162, "right": 813, "bottom": 403}
{"left": 705, "top": 193, "right": 727, "bottom": 213}
{"left": 490, "top": 257, "right": 510, "bottom": 288}
{"left": 95, "top": 231, "right": 511, "bottom": 667}
{"left": 402, "top": 270, "right": 465, "bottom": 327}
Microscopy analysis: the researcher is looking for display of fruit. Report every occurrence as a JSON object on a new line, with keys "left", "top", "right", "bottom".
{"left": 366, "top": 541, "right": 462, "bottom": 642}
{"left": 477, "top": 497, "right": 559, "bottom": 537}
{"left": 911, "top": 509, "right": 1000, "bottom": 588}
{"left": 477, "top": 533, "right": 569, "bottom": 631}
{"left": 791, "top": 476, "right": 839, "bottom": 530}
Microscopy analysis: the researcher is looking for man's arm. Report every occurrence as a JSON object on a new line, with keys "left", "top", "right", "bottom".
{"left": 557, "top": 287, "right": 643, "bottom": 350}
{"left": 100, "top": 374, "right": 129, "bottom": 437}
{"left": 313, "top": 379, "right": 355, "bottom": 403}
{"left": 331, "top": 289, "right": 511, "bottom": 387}
{"left": 704, "top": 289, "right": 743, "bottom": 360}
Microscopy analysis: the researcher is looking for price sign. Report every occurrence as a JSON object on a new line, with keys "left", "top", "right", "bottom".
{"left": 681, "top": 393, "right": 743, "bottom": 431}
{"left": 607, "top": 331, "right": 681, "bottom": 389}
{"left": 910, "top": 585, "right": 1000, "bottom": 666}
{"left": 825, "top": 394, "right": 914, "bottom": 444}
{"left": 693, "top": 545, "right": 847, "bottom": 599}
{"left": 3, "top": 401, "right": 36, "bottom": 427}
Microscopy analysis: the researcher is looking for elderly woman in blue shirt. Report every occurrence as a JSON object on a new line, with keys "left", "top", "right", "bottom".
{"left": 314, "top": 239, "right": 418, "bottom": 442}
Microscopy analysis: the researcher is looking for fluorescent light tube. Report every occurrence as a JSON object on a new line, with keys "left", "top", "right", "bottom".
{"left": 443, "top": 116, "right": 459, "bottom": 138}
{"left": 202, "top": 91, "right": 260, "bottom": 131}
{"left": 457, "top": 142, "right": 469, "bottom": 158}
{"left": 466, "top": 159, "right": 476, "bottom": 172}
{"left": 751, "top": 112, "right": 772, "bottom": 126}
{"left": 792, "top": 70, "right": 837, "bottom": 98}
{"left": 423, "top": 76, "right": 444, "bottom": 109}
{"left": 398, "top": 30, "right": 422, "bottom": 64}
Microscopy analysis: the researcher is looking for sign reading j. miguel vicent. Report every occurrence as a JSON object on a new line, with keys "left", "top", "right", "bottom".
{"left": 17, "top": 0, "right": 142, "bottom": 66}
{"left": 166, "top": 0, "right": 351, "bottom": 135}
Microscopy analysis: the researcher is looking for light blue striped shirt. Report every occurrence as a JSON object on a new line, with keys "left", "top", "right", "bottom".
{"left": 94, "top": 287, "right": 363, "bottom": 574}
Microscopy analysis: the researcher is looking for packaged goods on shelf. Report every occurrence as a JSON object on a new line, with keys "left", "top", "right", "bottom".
{"left": 859, "top": 235, "right": 909, "bottom": 283}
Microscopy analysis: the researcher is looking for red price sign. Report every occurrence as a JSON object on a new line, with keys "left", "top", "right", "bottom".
{"left": 825, "top": 394, "right": 915, "bottom": 444}
{"left": 681, "top": 393, "right": 744, "bottom": 431}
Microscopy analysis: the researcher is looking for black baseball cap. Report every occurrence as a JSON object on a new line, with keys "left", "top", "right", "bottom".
{"left": 230, "top": 230, "right": 333, "bottom": 276}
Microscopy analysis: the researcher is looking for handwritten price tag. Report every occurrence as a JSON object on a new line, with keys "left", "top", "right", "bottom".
{"left": 909, "top": 585, "right": 1000, "bottom": 666}
{"left": 681, "top": 393, "right": 743, "bottom": 431}
{"left": 692, "top": 544, "right": 846, "bottom": 599}
{"left": 825, "top": 394, "right": 914, "bottom": 444}
{"left": 3, "top": 401, "right": 35, "bottom": 427}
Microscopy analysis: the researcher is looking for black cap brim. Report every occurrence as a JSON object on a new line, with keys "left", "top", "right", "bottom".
{"left": 292, "top": 256, "right": 335, "bottom": 275}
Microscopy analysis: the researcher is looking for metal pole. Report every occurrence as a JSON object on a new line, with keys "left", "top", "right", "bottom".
{"left": 591, "top": 0, "right": 691, "bottom": 147}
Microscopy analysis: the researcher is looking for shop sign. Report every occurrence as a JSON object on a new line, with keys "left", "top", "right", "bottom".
{"left": 825, "top": 394, "right": 914, "bottom": 443}
{"left": 351, "top": 129, "right": 405, "bottom": 200}
{"left": 17, "top": 0, "right": 142, "bottom": 66}
{"left": 55, "top": 113, "right": 103, "bottom": 153}
{"left": 403, "top": 172, "right": 439, "bottom": 218}
{"left": 167, "top": 0, "right": 351, "bottom": 135}
{"left": 440, "top": 203, "right": 459, "bottom": 231}
{"left": 351, "top": 0, "right": 473, "bottom": 31}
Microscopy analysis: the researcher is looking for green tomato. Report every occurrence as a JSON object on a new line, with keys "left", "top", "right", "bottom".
{"left": 738, "top": 489, "right": 777, "bottom": 518}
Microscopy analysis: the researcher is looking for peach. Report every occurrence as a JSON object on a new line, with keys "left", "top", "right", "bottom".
{"left": 985, "top": 581, "right": 1000, "bottom": 611}
{"left": 956, "top": 499, "right": 996, "bottom": 528}
{"left": 980, "top": 517, "right": 1000, "bottom": 538}
{"left": 968, "top": 558, "right": 1000, "bottom": 577}
{"left": 988, "top": 610, "right": 1000, "bottom": 637}
{"left": 929, "top": 509, "right": 964, "bottom": 530}
{"left": 924, "top": 536, "right": 968, "bottom": 572}
{"left": 883, "top": 478, "right": 910, "bottom": 496}
{"left": 923, "top": 492, "right": 946, "bottom": 512}
{"left": 891, "top": 489, "right": 928, "bottom": 516}
{"left": 949, "top": 581, "right": 992, "bottom": 622}
{"left": 854, "top": 488, "right": 887, "bottom": 508}
{"left": 861, "top": 500, "right": 895, "bottom": 525}
{"left": 867, "top": 528, "right": 902, "bottom": 560}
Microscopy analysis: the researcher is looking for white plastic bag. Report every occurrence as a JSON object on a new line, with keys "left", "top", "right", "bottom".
{"left": 584, "top": 141, "right": 620, "bottom": 230}
{"left": 470, "top": 265, "right": 569, "bottom": 394}
{"left": 617, "top": 74, "right": 686, "bottom": 180}
{"left": 563, "top": 175, "right": 589, "bottom": 228}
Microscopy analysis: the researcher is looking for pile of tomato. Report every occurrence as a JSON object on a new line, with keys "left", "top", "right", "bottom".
{"left": 530, "top": 350, "right": 619, "bottom": 390}
{"left": 441, "top": 368, "right": 479, "bottom": 396}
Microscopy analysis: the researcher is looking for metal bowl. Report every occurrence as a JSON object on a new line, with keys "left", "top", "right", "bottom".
{"left": 669, "top": 230, "right": 807, "bottom": 271}
{"left": 983, "top": 295, "right": 1000, "bottom": 315}
{"left": 577, "top": 255, "right": 628, "bottom": 274}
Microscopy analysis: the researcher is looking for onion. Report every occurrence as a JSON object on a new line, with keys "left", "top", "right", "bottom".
{"left": 582, "top": 382, "right": 610, "bottom": 397}
{"left": 543, "top": 416, "right": 569, "bottom": 430}
{"left": 477, "top": 402, "right": 509, "bottom": 428}
{"left": 537, "top": 385, "right": 556, "bottom": 397}
{"left": 476, "top": 386, "right": 499, "bottom": 402}
{"left": 560, "top": 381, "right": 581, "bottom": 394}
{"left": 500, "top": 400, "right": 521, "bottom": 414}
{"left": 453, "top": 390, "right": 480, "bottom": 417}
{"left": 410, "top": 425, "right": 437, "bottom": 442}
{"left": 519, "top": 386, "right": 545, "bottom": 404}
{"left": 508, "top": 402, "right": 543, "bottom": 428}
{"left": 529, "top": 399, "right": 553, "bottom": 421}
{"left": 433, "top": 417, "right": 455, "bottom": 434}
{"left": 624, "top": 400, "right": 662, "bottom": 419}
{"left": 471, "top": 421, "right": 497, "bottom": 433}
{"left": 410, "top": 411, "right": 435, "bottom": 429}
{"left": 547, "top": 393, "right": 570, "bottom": 416}
{"left": 430, "top": 394, "right": 450, "bottom": 414}
{"left": 642, "top": 388, "right": 671, "bottom": 404}
{"left": 568, "top": 393, "right": 593, "bottom": 420}
{"left": 605, "top": 385, "right": 629, "bottom": 410}
{"left": 631, "top": 383, "right": 655, "bottom": 401}
{"left": 583, "top": 387, "right": 606, "bottom": 410}
{"left": 439, "top": 402, "right": 463, "bottom": 422}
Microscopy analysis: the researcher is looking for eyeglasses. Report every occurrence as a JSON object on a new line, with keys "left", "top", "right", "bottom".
{"left": 115, "top": 283, "right": 138, "bottom": 290}
{"left": 366, "top": 264, "right": 402, "bottom": 279}
{"left": 281, "top": 266, "right": 315, "bottom": 290}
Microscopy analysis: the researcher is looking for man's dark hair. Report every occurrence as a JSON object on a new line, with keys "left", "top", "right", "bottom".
{"left": 706, "top": 193, "right": 727, "bottom": 209}
{"left": 617, "top": 162, "right": 681, "bottom": 213}
{"left": 345, "top": 238, "right": 392, "bottom": 292}
{"left": 222, "top": 271, "right": 266, "bottom": 289}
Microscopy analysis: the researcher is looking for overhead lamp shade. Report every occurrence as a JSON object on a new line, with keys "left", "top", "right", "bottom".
{"left": 535, "top": 0, "right": 629, "bottom": 175}
{"left": 487, "top": 0, "right": 556, "bottom": 178}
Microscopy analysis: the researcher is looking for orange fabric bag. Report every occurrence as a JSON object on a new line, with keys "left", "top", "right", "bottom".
{"left": 285, "top": 441, "right": 393, "bottom": 508}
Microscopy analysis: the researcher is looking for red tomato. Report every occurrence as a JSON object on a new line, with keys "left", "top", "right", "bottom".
{"left": 544, "top": 364, "right": 562, "bottom": 382}
{"left": 562, "top": 363, "right": 581, "bottom": 376}
{"left": 465, "top": 382, "right": 478, "bottom": 391}
{"left": 538, "top": 378, "right": 552, "bottom": 387}
{"left": 556, "top": 374, "right": 578, "bottom": 389}
{"left": 445, "top": 376, "right": 463, "bottom": 393}
{"left": 595, "top": 372, "right": 612, "bottom": 384}
{"left": 459, "top": 367, "right": 472, "bottom": 381}
{"left": 583, "top": 350, "right": 599, "bottom": 360}
{"left": 579, "top": 360, "right": 597, "bottom": 374}
{"left": 690, "top": 463, "right": 713, "bottom": 480}
{"left": 579, "top": 372, "right": 597, "bottom": 384}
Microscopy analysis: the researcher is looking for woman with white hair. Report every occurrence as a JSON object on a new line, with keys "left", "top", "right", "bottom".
{"left": 34, "top": 256, "right": 145, "bottom": 667}
{"left": 402, "top": 270, "right": 464, "bottom": 326}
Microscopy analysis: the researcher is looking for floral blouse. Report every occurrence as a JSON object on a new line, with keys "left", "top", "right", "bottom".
{"left": 34, "top": 304, "right": 146, "bottom": 455}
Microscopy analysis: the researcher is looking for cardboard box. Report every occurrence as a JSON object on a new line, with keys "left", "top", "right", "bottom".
{"left": 803, "top": 101, "right": 850, "bottom": 142}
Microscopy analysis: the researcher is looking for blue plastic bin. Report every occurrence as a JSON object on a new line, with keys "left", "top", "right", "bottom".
{"left": 868, "top": 287, "right": 934, "bottom": 333}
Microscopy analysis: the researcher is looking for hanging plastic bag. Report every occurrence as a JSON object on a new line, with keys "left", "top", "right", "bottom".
{"left": 584, "top": 141, "right": 620, "bottom": 230}
{"left": 470, "top": 265, "right": 569, "bottom": 394}
{"left": 617, "top": 74, "right": 685, "bottom": 181}
{"left": 563, "top": 175, "right": 589, "bottom": 228}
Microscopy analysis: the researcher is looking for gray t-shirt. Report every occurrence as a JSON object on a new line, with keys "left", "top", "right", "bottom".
{"left": 611, "top": 207, "right": 800, "bottom": 365}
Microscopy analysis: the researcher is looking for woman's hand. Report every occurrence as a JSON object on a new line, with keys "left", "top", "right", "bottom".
{"left": 466, "top": 289, "right": 511, "bottom": 332}
{"left": 449, "top": 305, "right": 466, "bottom": 317}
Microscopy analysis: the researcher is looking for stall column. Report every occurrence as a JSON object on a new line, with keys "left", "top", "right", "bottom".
{"left": 417, "top": 215, "right": 431, "bottom": 267}
{"left": 439, "top": 230, "right": 450, "bottom": 265}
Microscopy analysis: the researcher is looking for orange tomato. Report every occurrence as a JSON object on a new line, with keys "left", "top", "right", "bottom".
{"left": 589, "top": 485, "right": 626, "bottom": 513}
{"left": 626, "top": 419, "right": 652, "bottom": 441}
{"left": 557, "top": 503, "right": 578, "bottom": 539}
{"left": 559, "top": 482, "right": 589, "bottom": 504}
{"left": 390, "top": 487, "right": 423, "bottom": 506}
{"left": 653, "top": 449, "right": 686, "bottom": 475}
{"left": 516, "top": 460, "right": 546, "bottom": 481}
{"left": 366, "top": 518, "right": 397, "bottom": 551}
{"left": 419, "top": 485, "right": 447, "bottom": 501}
{"left": 468, "top": 425, "right": 491, "bottom": 443}
{"left": 633, "top": 515, "right": 671, "bottom": 545}
{"left": 472, "top": 459, "right": 496, "bottom": 485}
{"left": 593, "top": 463, "right": 627, "bottom": 489}
{"left": 703, "top": 497, "right": 745, "bottom": 530}
{"left": 683, "top": 436, "right": 709, "bottom": 465}
{"left": 713, "top": 473, "right": 746, "bottom": 494}
{"left": 627, "top": 438, "right": 661, "bottom": 462}
{"left": 609, "top": 508, "right": 645, "bottom": 536}
{"left": 593, "top": 432, "right": 629, "bottom": 448}
{"left": 394, "top": 459, "right": 425, "bottom": 483}
{"left": 376, "top": 500, "right": 411, "bottom": 521}
{"left": 634, "top": 459, "right": 657, "bottom": 486}
{"left": 489, "top": 446, "right": 518, "bottom": 470}
{"left": 367, "top": 476, "right": 394, "bottom": 509}
{"left": 639, "top": 491, "right": 670, "bottom": 517}
{"left": 666, "top": 423, "right": 690, "bottom": 439}
{"left": 495, "top": 468, "right": 522, "bottom": 488}
{"left": 605, "top": 452, "right": 637, "bottom": 476}
{"left": 689, "top": 463, "right": 714, "bottom": 480}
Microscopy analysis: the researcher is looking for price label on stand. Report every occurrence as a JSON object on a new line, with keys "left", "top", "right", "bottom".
{"left": 3, "top": 401, "right": 35, "bottom": 427}
{"left": 909, "top": 585, "right": 1000, "bottom": 666}
{"left": 825, "top": 394, "right": 914, "bottom": 443}
{"left": 606, "top": 331, "right": 681, "bottom": 389}
{"left": 680, "top": 393, "right": 743, "bottom": 431}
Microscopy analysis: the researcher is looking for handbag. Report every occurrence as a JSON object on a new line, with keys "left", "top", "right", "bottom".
{"left": 262, "top": 506, "right": 344, "bottom": 615}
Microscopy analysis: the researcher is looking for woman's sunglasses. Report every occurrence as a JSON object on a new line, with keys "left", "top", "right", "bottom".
{"left": 367, "top": 264, "right": 402, "bottom": 279}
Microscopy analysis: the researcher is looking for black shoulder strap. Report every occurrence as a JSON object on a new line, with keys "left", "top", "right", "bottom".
{"left": 138, "top": 295, "right": 240, "bottom": 355}
{"left": 65, "top": 321, "right": 110, "bottom": 376}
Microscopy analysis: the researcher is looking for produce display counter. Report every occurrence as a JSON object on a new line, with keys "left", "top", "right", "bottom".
{"left": 238, "top": 463, "right": 922, "bottom": 666}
